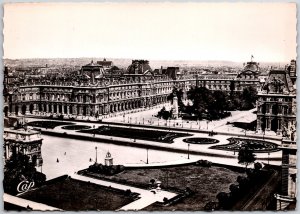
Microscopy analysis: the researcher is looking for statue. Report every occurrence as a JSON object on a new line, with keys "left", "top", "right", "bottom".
{"left": 290, "top": 124, "right": 296, "bottom": 141}
{"left": 282, "top": 125, "right": 289, "bottom": 139}
{"left": 270, "top": 77, "right": 285, "bottom": 93}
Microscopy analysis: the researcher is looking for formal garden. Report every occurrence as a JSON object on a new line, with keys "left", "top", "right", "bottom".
{"left": 19, "top": 176, "right": 138, "bottom": 211}
{"left": 27, "top": 121, "right": 74, "bottom": 129}
{"left": 78, "top": 126, "right": 192, "bottom": 143}
{"left": 209, "top": 137, "right": 280, "bottom": 153}
{"left": 79, "top": 163, "right": 244, "bottom": 210}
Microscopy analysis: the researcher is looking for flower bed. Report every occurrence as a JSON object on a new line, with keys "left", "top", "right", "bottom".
{"left": 61, "top": 125, "right": 91, "bottom": 130}
{"left": 27, "top": 121, "right": 74, "bottom": 129}
{"left": 183, "top": 138, "right": 219, "bottom": 145}
{"left": 209, "top": 138, "right": 279, "bottom": 153}
{"left": 79, "top": 126, "right": 192, "bottom": 144}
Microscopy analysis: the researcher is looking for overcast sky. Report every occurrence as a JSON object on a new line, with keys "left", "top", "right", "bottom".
{"left": 3, "top": 2, "right": 297, "bottom": 62}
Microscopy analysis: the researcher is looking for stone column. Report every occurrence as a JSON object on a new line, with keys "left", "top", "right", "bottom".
{"left": 86, "top": 106, "right": 90, "bottom": 116}
{"left": 11, "top": 104, "right": 16, "bottom": 116}
{"left": 269, "top": 104, "right": 273, "bottom": 115}
{"left": 78, "top": 106, "right": 82, "bottom": 116}
{"left": 277, "top": 119, "right": 282, "bottom": 135}
{"left": 34, "top": 104, "right": 38, "bottom": 113}
{"left": 256, "top": 116, "right": 262, "bottom": 133}
{"left": 278, "top": 105, "right": 282, "bottom": 115}
{"left": 266, "top": 117, "right": 271, "bottom": 131}
{"left": 73, "top": 104, "right": 77, "bottom": 115}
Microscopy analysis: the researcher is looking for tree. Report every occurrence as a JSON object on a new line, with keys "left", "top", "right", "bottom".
{"left": 241, "top": 86, "right": 258, "bottom": 110}
{"left": 238, "top": 145, "right": 256, "bottom": 170}
{"left": 187, "top": 86, "right": 214, "bottom": 118}
{"left": 4, "top": 153, "right": 46, "bottom": 195}
{"left": 254, "top": 162, "right": 263, "bottom": 171}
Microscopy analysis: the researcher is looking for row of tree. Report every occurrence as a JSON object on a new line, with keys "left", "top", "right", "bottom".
{"left": 204, "top": 162, "right": 263, "bottom": 211}
{"left": 166, "top": 86, "right": 257, "bottom": 120}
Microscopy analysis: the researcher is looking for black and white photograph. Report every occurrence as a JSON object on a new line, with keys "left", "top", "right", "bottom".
{"left": 2, "top": 1, "right": 297, "bottom": 211}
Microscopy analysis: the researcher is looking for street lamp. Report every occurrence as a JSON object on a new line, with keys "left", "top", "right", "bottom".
{"left": 146, "top": 148, "right": 149, "bottom": 164}
{"left": 95, "top": 146, "right": 98, "bottom": 164}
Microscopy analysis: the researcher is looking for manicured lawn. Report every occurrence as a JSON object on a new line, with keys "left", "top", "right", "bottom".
{"left": 82, "top": 165, "right": 243, "bottom": 210}
{"left": 27, "top": 121, "right": 74, "bottom": 129}
{"left": 79, "top": 126, "right": 192, "bottom": 143}
{"left": 20, "top": 177, "right": 135, "bottom": 211}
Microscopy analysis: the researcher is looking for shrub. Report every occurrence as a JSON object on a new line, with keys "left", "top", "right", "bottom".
{"left": 229, "top": 184, "right": 240, "bottom": 197}
{"left": 216, "top": 192, "right": 230, "bottom": 209}
{"left": 125, "top": 189, "right": 132, "bottom": 196}
{"left": 204, "top": 201, "right": 219, "bottom": 211}
{"left": 254, "top": 162, "right": 263, "bottom": 171}
{"left": 163, "top": 197, "right": 168, "bottom": 204}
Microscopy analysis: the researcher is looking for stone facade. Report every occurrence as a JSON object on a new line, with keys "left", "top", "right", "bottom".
{"left": 3, "top": 127, "right": 43, "bottom": 167}
{"left": 256, "top": 65, "right": 296, "bottom": 136}
{"left": 3, "top": 59, "right": 269, "bottom": 118}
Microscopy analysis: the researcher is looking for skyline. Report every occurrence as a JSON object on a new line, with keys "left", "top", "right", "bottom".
{"left": 3, "top": 2, "right": 297, "bottom": 62}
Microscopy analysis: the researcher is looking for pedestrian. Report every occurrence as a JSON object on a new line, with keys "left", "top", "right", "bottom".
{"left": 57, "top": 158, "right": 59, "bottom": 163}
{"left": 64, "top": 152, "right": 66, "bottom": 155}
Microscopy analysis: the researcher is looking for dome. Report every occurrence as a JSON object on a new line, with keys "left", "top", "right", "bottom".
{"left": 105, "top": 151, "right": 112, "bottom": 158}
{"left": 243, "top": 61, "right": 259, "bottom": 73}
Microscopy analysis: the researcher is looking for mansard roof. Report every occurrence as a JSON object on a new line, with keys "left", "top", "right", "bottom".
{"left": 261, "top": 69, "right": 295, "bottom": 94}
{"left": 127, "top": 60, "right": 152, "bottom": 75}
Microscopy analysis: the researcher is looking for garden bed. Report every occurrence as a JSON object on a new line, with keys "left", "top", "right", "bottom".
{"left": 61, "top": 125, "right": 91, "bottom": 130}
{"left": 209, "top": 137, "right": 280, "bottom": 153}
{"left": 19, "top": 176, "right": 136, "bottom": 211}
{"left": 78, "top": 126, "right": 192, "bottom": 143}
{"left": 27, "top": 121, "right": 74, "bottom": 129}
{"left": 183, "top": 137, "right": 219, "bottom": 145}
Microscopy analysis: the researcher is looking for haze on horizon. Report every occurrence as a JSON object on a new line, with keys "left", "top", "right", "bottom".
{"left": 3, "top": 2, "right": 297, "bottom": 63}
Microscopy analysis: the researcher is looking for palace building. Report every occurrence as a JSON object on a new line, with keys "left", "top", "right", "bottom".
{"left": 256, "top": 60, "right": 296, "bottom": 136}
{"left": 3, "top": 58, "right": 293, "bottom": 121}
{"left": 196, "top": 61, "right": 261, "bottom": 91}
{"left": 3, "top": 126, "right": 43, "bottom": 168}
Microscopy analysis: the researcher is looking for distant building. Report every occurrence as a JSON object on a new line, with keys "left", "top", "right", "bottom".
{"left": 196, "top": 60, "right": 261, "bottom": 91}
{"left": 162, "top": 67, "right": 181, "bottom": 80}
{"left": 127, "top": 60, "right": 152, "bottom": 75}
{"left": 97, "top": 58, "right": 113, "bottom": 70}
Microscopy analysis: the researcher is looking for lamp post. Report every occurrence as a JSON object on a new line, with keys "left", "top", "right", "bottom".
{"left": 188, "top": 144, "right": 190, "bottom": 159}
{"left": 146, "top": 148, "right": 149, "bottom": 164}
{"left": 95, "top": 146, "right": 98, "bottom": 164}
